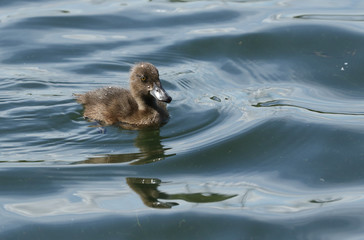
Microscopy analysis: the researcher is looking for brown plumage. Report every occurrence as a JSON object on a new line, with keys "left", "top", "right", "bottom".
{"left": 75, "top": 62, "right": 172, "bottom": 129}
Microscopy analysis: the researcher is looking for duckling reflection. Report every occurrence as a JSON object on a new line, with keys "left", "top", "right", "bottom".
{"left": 77, "top": 129, "right": 174, "bottom": 165}
{"left": 127, "top": 177, "right": 237, "bottom": 209}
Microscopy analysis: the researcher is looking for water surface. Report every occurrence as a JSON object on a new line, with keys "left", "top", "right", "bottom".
{"left": 1, "top": 0, "right": 364, "bottom": 239}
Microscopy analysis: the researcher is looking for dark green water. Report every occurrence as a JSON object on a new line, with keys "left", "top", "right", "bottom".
{"left": 1, "top": 0, "right": 364, "bottom": 239}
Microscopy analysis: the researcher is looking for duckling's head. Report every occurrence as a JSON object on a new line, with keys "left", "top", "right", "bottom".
{"left": 130, "top": 62, "right": 172, "bottom": 103}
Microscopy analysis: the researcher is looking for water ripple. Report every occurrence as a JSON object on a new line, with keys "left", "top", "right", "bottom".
{"left": 294, "top": 14, "right": 364, "bottom": 22}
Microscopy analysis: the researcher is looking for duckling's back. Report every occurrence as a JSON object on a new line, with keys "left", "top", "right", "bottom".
{"left": 76, "top": 87, "right": 137, "bottom": 125}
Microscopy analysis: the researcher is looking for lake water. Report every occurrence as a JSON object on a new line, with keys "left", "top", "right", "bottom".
{"left": 1, "top": 0, "right": 364, "bottom": 239}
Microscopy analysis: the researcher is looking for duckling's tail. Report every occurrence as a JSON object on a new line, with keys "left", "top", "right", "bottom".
{"left": 73, "top": 93, "right": 85, "bottom": 104}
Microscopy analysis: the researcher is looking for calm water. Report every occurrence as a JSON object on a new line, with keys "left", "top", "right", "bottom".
{"left": 1, "top": 0, "right": 364, "bottom": 239}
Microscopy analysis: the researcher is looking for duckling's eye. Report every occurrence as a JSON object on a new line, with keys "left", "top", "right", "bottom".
{"left": 140, "top": 76, "right": 147, "bottom": 81}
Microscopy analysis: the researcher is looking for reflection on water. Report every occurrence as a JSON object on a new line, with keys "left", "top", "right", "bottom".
{"left": 127, "top": 178, "right": 178, "bottom": 208}
{"left": 5, "top": 175, "right": 364, "bottom": 217}
{"left": 75, "top": 129, "right": 175, "bottom": 165}
{"left": 127, "top": 177, "right": 237, "bottom": 209}
{"left": 3, "top": 176, "right": 240, "bottom": 216}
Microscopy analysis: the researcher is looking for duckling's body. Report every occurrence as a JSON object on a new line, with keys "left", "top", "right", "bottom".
{"left": 76, "top": 62, "right": 172, "bottom": 129}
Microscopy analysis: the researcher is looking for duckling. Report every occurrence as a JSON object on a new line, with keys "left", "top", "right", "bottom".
{"left": 75, "top": 62, "right": 172, "bottom": 129}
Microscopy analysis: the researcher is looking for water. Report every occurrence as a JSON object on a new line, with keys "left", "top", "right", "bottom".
{"left": 1, "top": 0, "right": 364, "bottom": 239}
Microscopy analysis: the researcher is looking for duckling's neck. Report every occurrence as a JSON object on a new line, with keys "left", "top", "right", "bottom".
{"left": 135, "top": 94, "right": 157, "bottom": 111}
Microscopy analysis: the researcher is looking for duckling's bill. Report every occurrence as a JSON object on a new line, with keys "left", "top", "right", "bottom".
{"left": 150, "top": 83, "right": 172, "bottom": 103}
